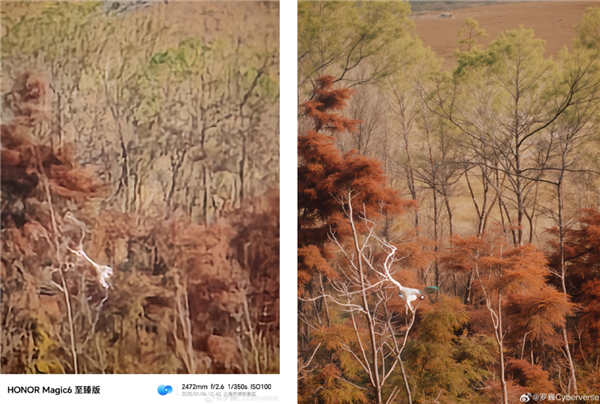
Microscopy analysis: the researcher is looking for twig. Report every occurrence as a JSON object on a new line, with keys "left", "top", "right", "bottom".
{"left": 299, "top": 343, "right": 321, "bottom": 373}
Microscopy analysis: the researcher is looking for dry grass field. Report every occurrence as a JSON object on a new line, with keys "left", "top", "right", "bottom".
{"left": 412, "top": 1, "right": 592, "bottom": 70}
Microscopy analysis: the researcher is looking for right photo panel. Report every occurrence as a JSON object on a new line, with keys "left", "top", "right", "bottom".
{"left": 297, "top": 2, "right": 600, "bottom": 403}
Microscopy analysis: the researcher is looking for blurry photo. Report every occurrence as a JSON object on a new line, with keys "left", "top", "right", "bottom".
{"left": 1, "top": 1, "right": 279, "bottom": 374}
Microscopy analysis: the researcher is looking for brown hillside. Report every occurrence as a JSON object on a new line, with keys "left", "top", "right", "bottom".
{"left": 412, "top": 1, "right": 593, "bottom": 70}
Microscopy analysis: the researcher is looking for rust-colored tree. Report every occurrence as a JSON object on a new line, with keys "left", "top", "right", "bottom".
{"left": 548, "top": 208, "right": 600, "bottom": 392}
{"left": 298, "top": 76, "right": 411, "bottom": 293}
{"left": 442, "top": 229, "right": 573, "bottom": 404}
{"left": 298, "top": 76, "right": 428, "bottom": 403}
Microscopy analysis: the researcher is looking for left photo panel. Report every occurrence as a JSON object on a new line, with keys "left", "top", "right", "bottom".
{"left": 1, "top": 1, "right": 279, "bottom": 374}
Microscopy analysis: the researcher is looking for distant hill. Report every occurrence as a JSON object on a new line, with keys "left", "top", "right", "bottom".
{"left": 411, "top": 1, "right": 592, "bottom": 70}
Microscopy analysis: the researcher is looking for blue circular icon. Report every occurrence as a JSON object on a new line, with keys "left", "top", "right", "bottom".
{"left": 158, "top": 385, "right": 173, "bottom": 396}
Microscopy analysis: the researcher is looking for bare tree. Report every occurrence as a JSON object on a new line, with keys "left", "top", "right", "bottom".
{"left": 343, "top": 83, "right": 387, "bottom": 157}
{"left": 538, "top": 98, "right": 600, "bottom": 394}
{"left": 300, "top": 190, "right": 423, "bottom": 404}
{"left": 386, "top": 77, "right": 421, "bottom": 234}
{"left": 422, "top": 27, "right": 600, "bottom": 246}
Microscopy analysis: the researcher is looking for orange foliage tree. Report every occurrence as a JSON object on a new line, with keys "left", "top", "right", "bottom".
{"left": 298, "top": 76, "right": 411, "bottom": 291}
{"left": 298, "top": 76, "right": 430, "bottom": 404}
{"left": 443, "top": 228, "right": 573, "bottom": 404}
{"left": 548, "top": 208, "right": 600, "bottom": 392}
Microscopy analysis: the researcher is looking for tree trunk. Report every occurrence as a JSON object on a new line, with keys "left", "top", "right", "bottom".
{"left": 558, "top": 180, "right": 578, "bottom": 395}
{"left": 496, "top": 292, "right": 508, "bottom": 404}
{"left": 239, "top": 134, "right": 247, "bottom": 206}
{"left": 426, "top": 126, "right": 439, "bottom": 288}
{"left": 348, "top": 192, "right": 383, "bottom": 404}
{"left": 204, "top": 166, "right": 212, "bottom": 224}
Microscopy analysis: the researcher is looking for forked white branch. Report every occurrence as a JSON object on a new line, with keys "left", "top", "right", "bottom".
{"left": 64, "top": 212, "right": 113, "bottom": 289}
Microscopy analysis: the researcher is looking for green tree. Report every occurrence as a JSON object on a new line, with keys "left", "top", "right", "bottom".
{"left": 575, "top": 5, "right": 600, "bottom": 52}
{"left": 405, "top": 297, "right": 495, "bottom": 404}
{"left": 426, "top": 26, "right": 600, "bottom": 246}
{"left": 298, "top": 0, "right": 415, "bottom": 95}
{"left": 456, "top": 17, "right": 488, "bottom": 53}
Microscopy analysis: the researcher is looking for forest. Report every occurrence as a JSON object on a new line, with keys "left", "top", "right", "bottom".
{"left": 298, "top": 2, "right": 600, "bottom": 403}
{"left": 1, "top": 1, "right": 279, "bottom": 374}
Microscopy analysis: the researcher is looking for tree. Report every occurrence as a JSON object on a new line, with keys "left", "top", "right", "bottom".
{"left": 529, "top": 17, "right": 600, "bottom": 392}
{"left": 411, "top": 105, "right": 464, "bottom": 290}
{"left": 298, "top": 4, "right": 600, "bottom": 401}
{"left": 132, "top": 34, "right": 278, "bottom": 221}
{"left": 548, "top": 208, "right": 600, "bottom": 392}
{"left": 575, "top": 5, "right": 600, "bottom": 52}
{"left": 425, "top": 26, "right": 600, "bottom": 246}
{"left": 505, "top": 359, "right": 555, "bottom": 395}
{"left": 540, "top": 81, "right": 599, "bottom": 395}
{"left": 342, "top": 81, "right": 387, "bottom": 157}
{"left": 405, "top": 297, "right": 495, "bottom": 403}
{"left": 298, "top": 0, "right": 415, "bottom": 96}
{"left": 298, "top": 76, "right": 424, "bottom": 403}
{"left": 454, "top": 18, "right": 496, "bottom": 241}
{"left": 456, "top": 17, "right": 489, "bottom": 53}
{"left": 1, "top": 2, "right": 279, "bottom": 222}
{"left": 442, "top": 229, "right": 572, "bottom": 404}
{"left": 320, "top": 200, "right": 427, "bottom": 404}
{"left": 298, "top": 76, "right": 410, "bottom": 289}
{"left": 384, "top": 41, "right": 440, "bottom": 237}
